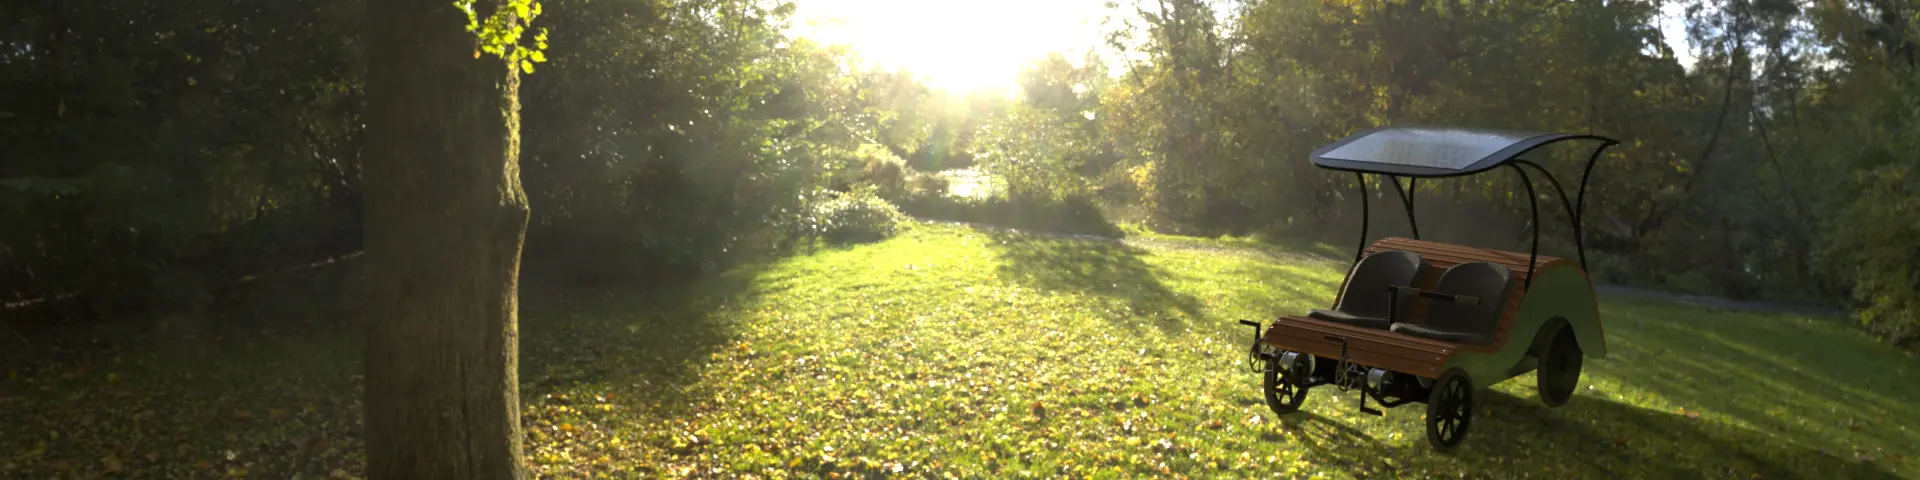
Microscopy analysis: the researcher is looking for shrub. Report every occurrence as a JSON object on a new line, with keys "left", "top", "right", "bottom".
{"left": 804, "top": 188, "right": 905, "bottom": 244}
{"left": 1828, "top": 163, "right": 1920, "bottom": 349}
{"left": 1661, "top": 270, "right": 1718, "bottom": 297}
{"left": 896, "top": 193, "right": 1123, "bottom": 238}
{"left": 907, "top": 172, "right": 950, "bottom": 198}
{"left": 863, "top": 156, "right": 908, "bottom": 201}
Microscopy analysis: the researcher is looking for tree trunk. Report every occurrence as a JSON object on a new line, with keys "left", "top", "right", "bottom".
{"left": 361, "top": 0, "right": 531, "bottom": 478}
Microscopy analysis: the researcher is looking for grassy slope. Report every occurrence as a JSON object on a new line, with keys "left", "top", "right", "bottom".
{"left": 2, "top": 222, "right": 1916, "bottom": 479}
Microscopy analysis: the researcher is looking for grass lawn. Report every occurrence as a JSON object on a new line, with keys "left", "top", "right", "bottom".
{"left": 3, "top": 221, "right": 1917, "bottom": 479}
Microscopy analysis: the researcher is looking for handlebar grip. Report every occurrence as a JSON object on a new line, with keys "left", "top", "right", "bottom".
{"left": 1238, "top": 320, "right": 1260, "bottom": 327}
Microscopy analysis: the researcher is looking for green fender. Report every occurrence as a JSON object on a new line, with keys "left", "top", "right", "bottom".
{"left": 1443, "top": 263, "right": 1606, "bottom": 383}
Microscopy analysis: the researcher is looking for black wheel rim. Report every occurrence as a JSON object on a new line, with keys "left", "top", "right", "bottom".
{"left": 1541, "top": 330, "right": 1583, "bottom": 405}
{"left": 1274, "top": 376, "right": 1301, "bottom": 402}
{"left": 1263, "top": 358, "right": 1308, "bottom": 414}
{"left": 1435, "top": 380, "right": 1468, "bottom": 440}
{"left": 1427, "top": 372, "right": 1472, "bottom": 450}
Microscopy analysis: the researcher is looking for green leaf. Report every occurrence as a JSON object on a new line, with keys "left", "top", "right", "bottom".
{"left": 522, "top": 59, "right": 535, "bottom": 74}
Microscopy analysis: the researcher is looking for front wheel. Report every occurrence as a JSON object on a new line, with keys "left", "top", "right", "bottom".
{"left": 1537, "top": 324, "right": 1584, "bottom": 407}
{"left": 1262, "top": 354, "right": 1310, "bottom": 415}
{"left": 1425, "top": 368, "right": 1474, "bottom": 451}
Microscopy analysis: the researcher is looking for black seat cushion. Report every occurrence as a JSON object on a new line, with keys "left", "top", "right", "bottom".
{"left": 1393, "top": 262, "right": 1513, "bottom": 345}
{"left": 1308, "top": 309, "right": 1393, "bottom": 329}
{"left": 1320, "top": 250, "right": 1426, "bottom": 329}
{"left": 1391, "top": 322, "right": 1495, "bottom": 345}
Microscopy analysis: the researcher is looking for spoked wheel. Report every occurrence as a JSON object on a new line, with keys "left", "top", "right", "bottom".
{"left": 1424, "top": 369, "right": 1474, "bottom": 451}
{"left": 1262, "top": 354, "right": 1312, "bottom": 415}
{"left": 1537, "top": 324, "right": 1584, "bottom": 407}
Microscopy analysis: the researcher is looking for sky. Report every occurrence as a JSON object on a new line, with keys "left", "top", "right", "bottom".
{"left": 786, "top": 0, "right": 1116, "bottom": 93}
{"left": 787, "top": 0, "right": 1699, "bottom": 95}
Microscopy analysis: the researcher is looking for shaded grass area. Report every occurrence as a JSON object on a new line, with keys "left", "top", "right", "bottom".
{"left": 2, "top": 222, "right": 1916, "bottom": 478}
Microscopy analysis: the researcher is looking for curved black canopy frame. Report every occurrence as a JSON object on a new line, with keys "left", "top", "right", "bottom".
{"left": 1506, "top": 164, "right": 1540, "bottom": 289}
{"left": 1327, "top": 126, "right": 1620, "bottom": 287}
{"left": 1387, "top": 175, "right": 1419, "bottom": 240}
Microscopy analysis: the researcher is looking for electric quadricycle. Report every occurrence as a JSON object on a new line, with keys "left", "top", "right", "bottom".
{"left": 1237, "top": 126, "right": 1617, "bottom": 451}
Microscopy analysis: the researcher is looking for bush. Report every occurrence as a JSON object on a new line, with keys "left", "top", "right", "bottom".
{"left": 907, "top": 172, "right": 950, "bottom": 198}
{"left": 804, "top": 188, "right": 905, "bottom": 244}
{"left": 1660, "top": 270, "right": 1718, "bottom": 297}
{"left": 896, "top": 193, "right": 1123, "bottom": 238}
{"left": 863, "top": 156, "right": 909, "bottom": 201}
{"left": 1828, "top": 164, "right": 1920, "bottom": 349}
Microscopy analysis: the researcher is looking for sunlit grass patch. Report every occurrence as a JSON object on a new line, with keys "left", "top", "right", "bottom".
{"left": 564, "top": 222, "right": 1920, "bottom": 478}
{"left": 2, "top": 221, "right": 1915, "bottom": 479}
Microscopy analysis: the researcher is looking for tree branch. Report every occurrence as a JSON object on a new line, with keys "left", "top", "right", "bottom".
{"left": 1640, "top": 33, "right": 1747, "bottom": 239}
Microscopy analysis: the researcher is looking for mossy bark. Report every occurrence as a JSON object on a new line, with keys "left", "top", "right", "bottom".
{"left": 361, "top": 0, "right": 531, "bottom": 478}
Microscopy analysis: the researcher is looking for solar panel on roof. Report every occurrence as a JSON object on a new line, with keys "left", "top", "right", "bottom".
{"left": 1318, "top": 127, "right": 1544, "bottom": 170}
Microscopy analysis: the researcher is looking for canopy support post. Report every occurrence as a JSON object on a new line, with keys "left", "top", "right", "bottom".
{"left": 1353, "top": 172, "right": 1370, "bottom": 265}
{"left": 1573, "top": 141, "right": 1619, "bottom": 272}
{"left": 1387, "top": 175, "right": 1420, "bottom": 240}
{"left": 1507, "top": 164, "right": 1540, "bottom": 290}
{"left": 1513, "top": 159, "right": 1579, "bottom": 270}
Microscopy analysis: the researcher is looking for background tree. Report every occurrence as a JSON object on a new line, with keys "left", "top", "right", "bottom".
{"left": 359, "top": 0, "right": 535, "bottom": 477}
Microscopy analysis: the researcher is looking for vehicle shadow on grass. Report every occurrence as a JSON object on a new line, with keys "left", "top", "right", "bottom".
{"left": 972, "top": 228, "right": 1205, "bottom": 336}
{"left": 1270, "top": 392, "right": 1900, "bottom": 479}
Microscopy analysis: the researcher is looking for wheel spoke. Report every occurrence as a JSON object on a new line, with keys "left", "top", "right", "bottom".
{"left": 1426, "top": 372, "right": 1475, "bottom": 449}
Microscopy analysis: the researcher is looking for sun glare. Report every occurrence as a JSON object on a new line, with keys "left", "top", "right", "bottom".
{"left": 788, "top": 0, "right": 1114, "bottom": 94}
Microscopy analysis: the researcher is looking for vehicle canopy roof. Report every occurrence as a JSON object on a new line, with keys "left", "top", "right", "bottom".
{"left": 1311, "top": 125, "right": 1621, "bottom": 283}
{"left": 1311, "top": 126, "right": 1615, "bottom": 178}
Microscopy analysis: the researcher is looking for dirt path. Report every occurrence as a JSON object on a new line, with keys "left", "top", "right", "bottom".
{"left": 928, "top": 218, "right": 1850, "bottom": 319}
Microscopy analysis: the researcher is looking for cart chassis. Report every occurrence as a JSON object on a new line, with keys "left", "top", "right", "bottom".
{"left": 1242, "top": 321, "right": 1436, "bottom": 415}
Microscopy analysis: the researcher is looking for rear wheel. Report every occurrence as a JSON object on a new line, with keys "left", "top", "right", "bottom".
{"left": 1425, "top": 369, "right": 1473, "bottom": 451}
{"left": 1537, "top": 324, "right": 1584, "bottom": 407}
{"left": 1262, "top": 354, "right": 1311, "bottom": 415}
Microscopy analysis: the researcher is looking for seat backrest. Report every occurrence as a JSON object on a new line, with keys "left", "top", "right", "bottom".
{"left": 1334, "top": 250, "right": 1425, "bottom": 319}
{"left": 1426, "top": 262, "right": 1514, "bottom": 334}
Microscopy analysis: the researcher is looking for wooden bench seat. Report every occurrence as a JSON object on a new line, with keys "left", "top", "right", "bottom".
{"left": 1363, "top": 237, "right": 1567, "bottom": 287}
{"left": 1264, "top": 315, "right": 1456, "bottom": 378}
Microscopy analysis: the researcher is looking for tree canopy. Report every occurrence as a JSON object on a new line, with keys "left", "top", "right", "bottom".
{"left": 3, "top": 0, "right": 1917, "bottom": 349}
